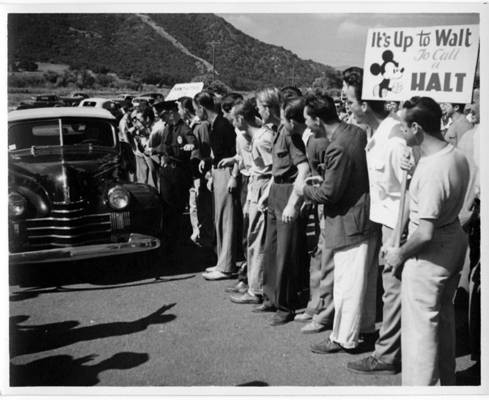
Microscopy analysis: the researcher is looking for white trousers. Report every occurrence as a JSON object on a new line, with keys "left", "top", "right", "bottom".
{"left": 329, "top": 232, "right": 379, "bottom": 349}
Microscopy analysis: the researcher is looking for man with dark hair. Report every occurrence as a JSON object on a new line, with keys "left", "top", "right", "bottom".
{"left": 295, "top": 91, "right": 378, "bottom": 353}
{"left": 385, "top": 96, "right": 469, "bottom": 385}
{"left": 293, "top": 90, "right": 333, "bottom": 334}
{"left": 178, "top": 96, "right": 214, "bottom": 249}
{"left": 194, "top": 91, "right": 239, "bottom": 280}
{"left": 343, "top": 67, "right": 411, "bottom": 375}
{"left": 342, "top": 67, "right": 376, "bottom": 135}
{"left": 218, "top": 92, "right": 250, "bottom": 293}
{"left": 280, "top": 86, "right": 303, "bottom": 100}
{"left": 151, "top": 100, "right": 196, "bottom": 266}
{"left": 221, "top": 93, "right": 244, "bottom": 122}
{"left": 254, "top": 90, "right": 310, "bottom": 326}
{"left": 441, "top": 102, "right": 473, "bottom": 146}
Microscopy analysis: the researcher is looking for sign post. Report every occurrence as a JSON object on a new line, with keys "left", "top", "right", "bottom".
{"left": 362, "top": 24, "right": 479, "bottom": 103}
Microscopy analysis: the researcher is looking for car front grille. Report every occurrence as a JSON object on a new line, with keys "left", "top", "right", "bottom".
{"left": 24, "top": 200, "right": 129, "bottom": 249}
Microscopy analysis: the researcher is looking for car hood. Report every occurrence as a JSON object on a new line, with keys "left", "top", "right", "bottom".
{"left": 9, "top": 150, "right": 120, "bottom": 203}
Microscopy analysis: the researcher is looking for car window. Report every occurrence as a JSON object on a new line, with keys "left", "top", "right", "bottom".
{"left": 81, "top": 101, "right": 97, "bottom": 107}
{"left": 8, "top": 118, "right": 116, "bottom": 150}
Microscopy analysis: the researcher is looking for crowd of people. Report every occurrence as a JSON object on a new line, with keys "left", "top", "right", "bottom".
{"left": 117, "top": 67, "right": 481, "bottom": 386}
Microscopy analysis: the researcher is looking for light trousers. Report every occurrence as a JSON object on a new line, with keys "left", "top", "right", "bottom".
{"left": 246, "top": 177, "right": 270, "bottom": 296}
{"left": 373, "top": 225, "right": 402, "bottom": 365}
{"left": 329, "top": 232, "right": 379, "bottom": 349}
{"left": 189, "top": 177, "right": 214, "bottom": 248}
{"left": 212, "top": 167, "right": 238, "bottom": 274}
{"left": 306, "top": 211, "right": 335, "bottom": 326}
{"left": 401, "top": 222, "right": 467, "bottom": 386}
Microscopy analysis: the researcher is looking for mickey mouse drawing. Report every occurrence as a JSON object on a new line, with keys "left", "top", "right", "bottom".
{"left": 370, "top": 50, "right": 404, "bottom": 98}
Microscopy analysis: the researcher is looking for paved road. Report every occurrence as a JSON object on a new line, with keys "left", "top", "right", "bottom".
{"left": 9, "top": 236, "right": 477, "bottom": 388}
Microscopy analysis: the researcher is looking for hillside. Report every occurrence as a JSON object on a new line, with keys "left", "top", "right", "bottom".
{"left": 8, "top": 13, "right": 341, "bottom": 90}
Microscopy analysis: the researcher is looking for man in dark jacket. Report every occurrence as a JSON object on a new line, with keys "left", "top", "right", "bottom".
{"left": 295, "top": 91, "right": 379, "bottom": 353}
{"left": 152, "top": 101, "right": 196, "bottom": 265}
{"left": 194, "top": 91, "right": 239, "bottom": 280}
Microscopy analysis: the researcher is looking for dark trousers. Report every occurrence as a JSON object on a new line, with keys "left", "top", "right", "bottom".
{"left": 237, "top": 174, "right": 250, "bottom": 283}
{"left": 159, "top": 163, "right": 191, "bottom": 262}
{"left": 263, "top": 182, "right": 306, "bottom": 316}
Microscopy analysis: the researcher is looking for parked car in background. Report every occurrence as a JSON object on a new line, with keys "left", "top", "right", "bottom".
{"left": 17, "top": 94, "right": 64, "bottom": 110}
{"left": 8, "top": 107, "right": 163, "bottom": 265}
{"left": 59, "top": 92, "right": 90, "bottom": 107}
{"left": 70, "top": 92, "right": 89, "bottom": 99}
{"left": 113, "top": 93, "right": 135, "bottom": 111}
{"left": 79, "top": 97, "right": 123, "bottom": 121}
{"left": 141, "top": 92, "right": 165, "bottom": 103}
{"left": 132, "top": 96, "right": 156, "bottom": 107}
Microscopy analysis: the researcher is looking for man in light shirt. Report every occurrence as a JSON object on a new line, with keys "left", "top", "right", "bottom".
{"left": 441, "top": 102, "right": 473, "bottom": 146}
{"left": 385, "top": 97, "right": 469, "bottom": 385}
{"left": 342, "top": 67, "right": 410, "bottom": 375}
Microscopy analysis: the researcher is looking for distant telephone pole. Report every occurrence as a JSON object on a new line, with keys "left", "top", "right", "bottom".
{"left": 209, "top": 41, "right": 219, "bottom": 82}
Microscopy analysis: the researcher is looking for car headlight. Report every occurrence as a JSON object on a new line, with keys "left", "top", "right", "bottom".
{"left": 108, "top": 186, "right": 130, "bottom": 210}
{"left": 9, "top": 192, "right": 27, "bottom": 216}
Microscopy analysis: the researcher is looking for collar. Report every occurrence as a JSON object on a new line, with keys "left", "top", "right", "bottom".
{"left": 208, "top": 113, "right": 218, "bottom": 128}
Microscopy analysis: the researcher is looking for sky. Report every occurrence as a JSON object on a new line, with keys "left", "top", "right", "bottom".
{"left": 219, "top": 13, "right": 479, "bottom": 68}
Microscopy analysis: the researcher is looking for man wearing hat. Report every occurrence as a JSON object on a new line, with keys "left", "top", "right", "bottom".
{"left": 152, "top": 100, "right": 197, "bottom": 266}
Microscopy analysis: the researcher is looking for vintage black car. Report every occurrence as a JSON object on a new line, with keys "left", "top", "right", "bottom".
{"left": 8, "top": 107, "right": 163, "bottom": 264}
{"left": 17, "top": 94, "right": 65, "bottom": 110}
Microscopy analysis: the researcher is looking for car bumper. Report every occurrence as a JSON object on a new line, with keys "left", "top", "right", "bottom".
{"left": 9, "top": 233, "right": 160, "bottom": 265}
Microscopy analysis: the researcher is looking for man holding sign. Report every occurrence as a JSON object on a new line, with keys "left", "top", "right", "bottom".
{"left": 385, "top": 97, "right": 469, "bottom": 385}
{"left": 342, "top": 67, "right": 412, "bottom": 376}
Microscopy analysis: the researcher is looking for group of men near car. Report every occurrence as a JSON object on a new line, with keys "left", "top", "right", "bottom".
{"left": 117, "top": 67, "right": 480, "bottom": 386}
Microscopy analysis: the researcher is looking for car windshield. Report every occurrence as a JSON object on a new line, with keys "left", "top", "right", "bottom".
{"left": 8, "top": 117, "right": 116, "bottom": 151}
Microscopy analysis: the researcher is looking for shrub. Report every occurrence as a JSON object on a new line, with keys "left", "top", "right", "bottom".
{"left": 44, "top": 70, "right": 59, "bottom": 84}
{"left": 96, "top": 73, "right": 115, "bottom": 88}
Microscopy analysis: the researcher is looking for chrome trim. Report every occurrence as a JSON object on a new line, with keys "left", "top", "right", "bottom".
{"left": 10, "top": 233, "right": 160, "bottom": 264}
{"left": 26, "top": 228, "right": 112, "bottom": 240}
{"left": 26, "top": 221, "right": 111, "bottom": 231}
{"left": 27, "top": 213, "right": 111, "bottom": 223}
{"left": 50, "top": 208, "right": 86, "bottom": 214}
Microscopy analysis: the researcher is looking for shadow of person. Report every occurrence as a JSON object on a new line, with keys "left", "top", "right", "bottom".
{"left": 10, "top": 303, "right": 176, "bottom": 357}
{"left": 236, "top": 381, "right": 269, "bottom": 386}
{"left": 10, "top": 352, "right": 149, "bottom": 386}
{"left": 10, "top": 276, "right": 194, "bottom": 303}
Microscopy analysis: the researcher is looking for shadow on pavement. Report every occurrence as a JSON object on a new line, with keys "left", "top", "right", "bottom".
{"left": 10, "top": 216, "right": 216, "bottom": 289}
{"left": 236, "top": 381, "right": 269, "bottom": 386}
{"left": 10, "top": 275, "right": 195, "bottom": 302}
{"left": 10, "top": 352, "right": 149, "bottom": 386}
{"left": 10, "top": 303, "right": 176, "bottom": 357}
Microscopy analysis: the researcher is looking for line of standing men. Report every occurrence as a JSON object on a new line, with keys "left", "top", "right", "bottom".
{"left": 118, "top": 76, "right": 476, "bottom": 386}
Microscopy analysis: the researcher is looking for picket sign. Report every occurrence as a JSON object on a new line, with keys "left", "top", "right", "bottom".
{"left": 362, "top": 24, "right": 479, "bottom": 103}
{"left": 165, "top": 82, "right": 204, "bottom": 101}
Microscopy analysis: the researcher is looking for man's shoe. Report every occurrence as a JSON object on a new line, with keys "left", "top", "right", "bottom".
{"left": 225, "top": 281, "right": 248, "bottom": 293}
{"left": 205, "top": 266, "right": 218, "bottom": 273}
{"left": 347, "top": 356, "right": 400, "bottom": 375}
{"left": 359, "top": 331, "right": 379, "bottom": 344}
{"left": 202, "top": 270, "right": 234, "bottom": 281}
{"left": 311, "top": 338, "right": 344, "bottom": 354}
{"left": 252, "top": 304, "right": 276, "bottom": 313}
{"left": 270, "top": 312, "right": 294, "bottom": 326}
{"left": 301, "top": 321, "right": 327, "bottom": 334}
{"left": 294, "top": 312, "right": 313, "bottom": 323}
{"left": 230, "top": 292, "right": 262, "bottom": 305}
